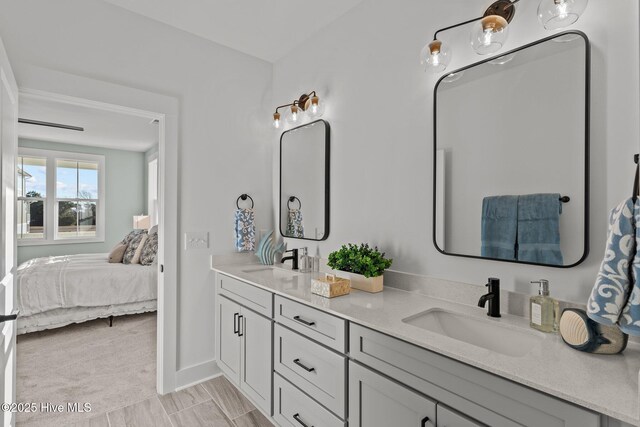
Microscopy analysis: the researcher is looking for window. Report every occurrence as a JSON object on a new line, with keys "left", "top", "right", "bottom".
{"left": 17, "top": 156, "right": 46, "bottom": 240}
{"left": 17, "top": 148, "right": 105, "bottom": 245}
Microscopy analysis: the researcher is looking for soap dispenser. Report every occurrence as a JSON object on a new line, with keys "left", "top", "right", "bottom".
{"left": 530, "top": 280, "right": 559, "bottom": 333}
{"left": 299, "top": 247, "right": 312, "bottom": 273}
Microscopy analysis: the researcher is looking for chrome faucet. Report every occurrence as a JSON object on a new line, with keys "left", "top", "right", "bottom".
{"left": 281, "top": 248, "right": 299, "bottom": 270}
{"left": 478, "top": 277, "right": 501, "bottom": 318}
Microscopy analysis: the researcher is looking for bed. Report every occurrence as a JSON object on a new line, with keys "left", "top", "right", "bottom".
{"left": 16, "top": 253, "right": 157, "bottom": 334}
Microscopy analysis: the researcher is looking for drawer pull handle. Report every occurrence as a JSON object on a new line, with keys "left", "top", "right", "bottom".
{"left": 238, "top": 315, "right": 244, "bottom": 337}
{"left": 293, "top": 413, "right": 313, "bottom": 427}
{"left": 293, "top": 315, "right": 316, "bottom": 326}
{"left": 421, "top": 416, "right": 430, "bottom": 427}
{"left": 233, "top": 313, "right": 239, "bottom": 334}
{"left": 293, "top": 358, "right": 315, "bottom": 372}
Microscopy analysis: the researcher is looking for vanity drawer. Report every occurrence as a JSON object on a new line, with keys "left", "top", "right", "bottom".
{"left": 273, "top": 373, "right": 345, "bottom": 427}
{"left": 274, "top": 295, "right": 346, "bottom": 352}
{"left": 217, "top": 273, "right": 272, "bottom": 317}
{"left": 349, "top": 323, "right": 600, "bottom": 427}
{"left": 274, "top": 324, "right": 346, "bottom": 418}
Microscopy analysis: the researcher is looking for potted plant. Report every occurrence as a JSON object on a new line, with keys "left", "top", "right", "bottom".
{"left": 327, "top": 244, "right": 393, "bottom": 293}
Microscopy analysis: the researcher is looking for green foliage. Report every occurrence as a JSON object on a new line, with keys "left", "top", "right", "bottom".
{"left": 327, "top": 243, "right": 393, "bottom": 278}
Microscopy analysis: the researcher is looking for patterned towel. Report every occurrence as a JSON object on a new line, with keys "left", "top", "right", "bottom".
{"left": 286, "top": 209, "right": 304, "bottom": 238}
{"left": 587, "top": 198, "right": 640, "bottom": 335}
{"left": 235, "top": 209, "right": 256, "bottom": 252}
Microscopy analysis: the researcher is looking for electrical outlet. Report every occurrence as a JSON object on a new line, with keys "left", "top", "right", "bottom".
{"left": 185, "top": 232, "right": 209, "bottom": 250}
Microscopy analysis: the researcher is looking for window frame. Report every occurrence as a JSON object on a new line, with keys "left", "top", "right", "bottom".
{"left": 17, "top": 147, "right": 106, "bottom": 246}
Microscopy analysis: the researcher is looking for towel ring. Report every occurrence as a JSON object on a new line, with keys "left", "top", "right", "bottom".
{"left": 287, "top": 196, "right": 302, "bottom": 210}
{"left": 236, "top": 194, "right": 254, "bottom": 209}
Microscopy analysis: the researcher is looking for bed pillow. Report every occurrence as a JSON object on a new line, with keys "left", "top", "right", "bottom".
{"left": 123, "top": 232, "right": 148, "bottom": 264}
{"left": 148, "top": 225, "right": 158, "bottom": 235}
{"left": 122, "top": 229, "right": 146, "bottom": 245}
{"left": 140, "top": 232, "right": 159, "bottom": 266}
{"left": 108, "top": 242, "right": 128, "bottom": 263}
{"left": 130, "top": 234, "right": 148, "bottom": 264}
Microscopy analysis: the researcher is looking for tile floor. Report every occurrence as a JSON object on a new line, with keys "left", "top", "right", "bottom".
{"left": 15, "top": 313, "right": 273, "bottom": 427}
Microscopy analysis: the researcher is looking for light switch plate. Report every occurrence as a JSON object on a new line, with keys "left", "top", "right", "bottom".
{"left": 185, "top": 232, "right": 209, "bottom": 250}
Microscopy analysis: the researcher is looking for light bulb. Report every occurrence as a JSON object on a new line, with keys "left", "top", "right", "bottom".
{"left": 285, "top": 105, "right": 303, "bottom": 125}
{"left": 420, "top": 40, "right": 451, "bottom": 74}
{"left": 307, "top": 95, "right": 325, "bottom": 119}
{"left": 537, "top": 0, "right": 588, "bottom": 30}
{"left": 272, "top": 112, "right": 281, "bottom": 129}
{"left": 471, "top": 15, "right": 509, "bottom": 55}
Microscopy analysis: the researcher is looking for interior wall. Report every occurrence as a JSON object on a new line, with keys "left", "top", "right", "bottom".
{"left": 272, "top": 0, "right": 640, "bottom": 304}
{"left": 17, "top": 138, "right": 146, "bottom": 264}
{"left": 0, "top": 0, "right": 274, "bottom": 381}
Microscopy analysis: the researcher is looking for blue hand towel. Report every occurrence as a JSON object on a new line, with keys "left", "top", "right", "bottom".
{"left": 517, "top": 193, "right": 563, "bottom": 265}
{"left": 235, "top": 208, "right": 256, "bottom": 252}
{"left": 481, "top": 196, "right": 518, "bottom": 261}
{"left": 588, "top": 198, "right": 639, "bottom": 335}
{"left": 286, "top": 209, "right": 304, "bottom": 238}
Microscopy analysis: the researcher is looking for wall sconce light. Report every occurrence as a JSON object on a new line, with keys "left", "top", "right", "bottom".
{"left": 420, "top": 0, "right": 588, "bottom": 74}
{"left": 272, "top": 91, "right": 325, "bottom": 129}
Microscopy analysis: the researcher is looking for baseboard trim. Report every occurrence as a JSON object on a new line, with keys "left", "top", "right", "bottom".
{"left": 175, "top": 359, "right": 222, "bottom": 390}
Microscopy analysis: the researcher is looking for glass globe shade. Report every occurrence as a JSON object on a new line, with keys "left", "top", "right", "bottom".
{"left": 538, "top": 0, "right": 588, "bottom": 30}
{"left": 306, "top": 96, "right": 325, "bottom": 119}
{"left": 272, "top": 112, "right": 282, "bottom": 129}
{"left": 471, "top": 15, "right": 509, "bottom": 55}
{"left": 442, "top": 71, "right": 465, "bottom": 83}
{"left": 488, "top": 53, "right": 515, "bottom": 65}
{"left": 420, "top": 40, "right": 451, "bottom": 74}
{"left": 285, "top": 105, "right": 304, "bottom": 125}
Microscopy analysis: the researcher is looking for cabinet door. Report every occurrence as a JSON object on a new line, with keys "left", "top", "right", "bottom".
{"left": 437, "top": 404, "right": 485, "bottom": 427}
{"left": 217, "top": 296, "right": 242, "bottom": 383}
{"left": 349, "top": 361, "right": 436, "bottom": 427}
{"left": 240, "top": 307, "right": 273, "bottom": 415}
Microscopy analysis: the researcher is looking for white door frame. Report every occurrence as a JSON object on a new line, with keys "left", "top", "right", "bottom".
{"left": 17, "top": 88, "right": 179, "bottom": 394}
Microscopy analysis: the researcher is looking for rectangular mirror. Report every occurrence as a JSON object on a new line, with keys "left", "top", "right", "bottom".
{"left": 280, "top": 119, "right": 330, "bottom": 241}
{"left": 434, "top": 31, "right": 589, "bottom": 267}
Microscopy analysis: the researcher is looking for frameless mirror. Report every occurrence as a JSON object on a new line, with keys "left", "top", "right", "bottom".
{"left": 434, "top": 31, "right": 589, "bottom": 267}
{"left": 280, "top": 119, "right": 330, "bottom": 241}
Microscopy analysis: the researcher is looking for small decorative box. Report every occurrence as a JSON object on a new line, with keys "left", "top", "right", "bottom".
{"left": 311, "top": 274, "right": 351, "bottom": 298}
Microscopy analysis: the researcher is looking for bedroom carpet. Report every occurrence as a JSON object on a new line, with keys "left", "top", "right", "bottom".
{"left": 15, "top": 313, "right": 272, "bottom": 427}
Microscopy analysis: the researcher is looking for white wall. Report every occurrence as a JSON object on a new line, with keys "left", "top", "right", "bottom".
{"left": 0, "top": 0, "right": 273, "bottom": 384}
{"left": 273, "top": 0, "right": 640, "bottom": 303}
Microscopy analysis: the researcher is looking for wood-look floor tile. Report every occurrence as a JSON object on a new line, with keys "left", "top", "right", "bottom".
{"left": 201, "top": 376, "right": 254, "bottom": 419}
{"left": 107, "top": 397, "right": 172, "bottom": 427}
{"left": 170, "top": 400, "right": 234, "bottom": 427}
{"left": 233, "top": 409, "right": 274, "bottom": 427}
{"left": 67, "top": 412, "right": 111, "bottom": 427}
{"left": 158, "top": 384, "right": 211, "bottom": 415}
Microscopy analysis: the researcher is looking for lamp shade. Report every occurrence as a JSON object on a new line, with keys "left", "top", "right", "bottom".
{"left": 470, "top": 15, "right": 509, "bottom": 55}
{"left": 133, "top": 215, "right": 150, "bottom": 230}
{"left": 420, "top": 40, "right": 451, "bottom": 73}
{"left": 538, "top": 0, "right": 588, "bottom": 30}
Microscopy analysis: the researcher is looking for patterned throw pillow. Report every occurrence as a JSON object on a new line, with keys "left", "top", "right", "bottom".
{"left": 122, "top": 229, "right": 146, "bottom": 245}
{"left": 123, "top": 231, "right": 148, "bottom": 264}
{"left": 140, "top": 232, "right": 159, "bottom": 266}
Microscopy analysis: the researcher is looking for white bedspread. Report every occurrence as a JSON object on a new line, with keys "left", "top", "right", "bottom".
{"left": 17, "top": 253, "right": 157, "bottom": 317}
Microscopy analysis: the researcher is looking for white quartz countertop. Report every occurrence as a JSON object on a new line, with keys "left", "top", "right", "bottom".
{"left": 211, "top": 262, "right": 640, "bottom": 425}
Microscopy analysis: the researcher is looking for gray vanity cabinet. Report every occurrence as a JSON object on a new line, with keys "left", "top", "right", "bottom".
{"left": 216, "top": 274, "right": 274, "bottom": 416}
{"left": 217, "top": 295, "right": 242, "bottom": 382}
{"left": 239, "top": 307, "right": 272, "bottom": 414}
{"left": 349, "top": 361, "right": 437, "bottom": 427}
{"left": 437, "top": 405, "right": 486, "bottom": 427}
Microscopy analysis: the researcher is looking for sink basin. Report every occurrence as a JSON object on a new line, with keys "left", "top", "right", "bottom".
{"left": 402, "top": 309, "right": 543, "bottom": 357}
{"left": 241, "top": 266, "right": 302, "bottom": 279}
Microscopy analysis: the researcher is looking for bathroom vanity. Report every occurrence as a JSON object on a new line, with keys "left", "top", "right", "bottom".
{"left": 212, "top": 261, "right": 640, "bottom": 427}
